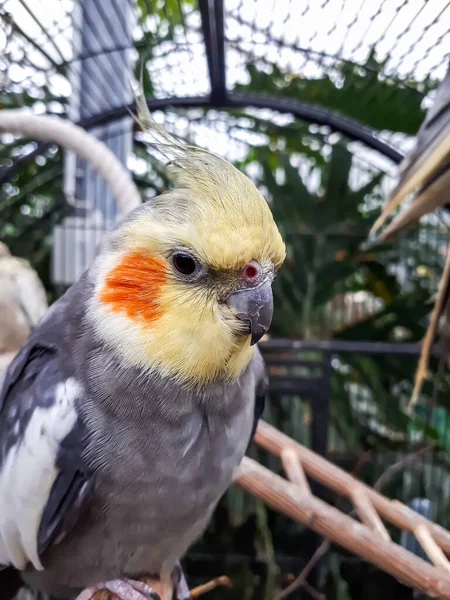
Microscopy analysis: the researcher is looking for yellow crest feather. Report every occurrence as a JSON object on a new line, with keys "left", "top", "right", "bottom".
{"left": 131, "top": 84, "right": 286, "bottom": 271}
{"left": 91, "top": 84, "right": 286, "bottom": 385}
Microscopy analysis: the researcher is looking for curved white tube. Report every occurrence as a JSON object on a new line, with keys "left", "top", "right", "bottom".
{"left": 0, "top": 110, "right": 141, "bottom": 216}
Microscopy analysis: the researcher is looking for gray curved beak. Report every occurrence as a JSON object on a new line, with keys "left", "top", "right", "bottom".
{"left": 227, "top": 279, "right": 273, "bottom": 345}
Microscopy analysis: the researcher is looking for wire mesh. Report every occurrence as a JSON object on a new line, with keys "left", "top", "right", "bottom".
{"left": 2, "top": 1, "right": 449, "bottom": 146}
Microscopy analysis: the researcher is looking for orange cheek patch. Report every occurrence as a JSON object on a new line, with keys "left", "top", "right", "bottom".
{"left": 98, "top": 250, "right": 167, "bottom": 324}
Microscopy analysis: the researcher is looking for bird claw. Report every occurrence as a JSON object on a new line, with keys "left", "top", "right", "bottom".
{"left": 76, "top": 578, "right": 161, "bottom": 600}
{"left": 75, "top": 563, "right": 189, "bottom": 600}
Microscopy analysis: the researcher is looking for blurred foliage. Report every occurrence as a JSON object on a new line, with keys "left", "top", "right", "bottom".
{"left": 236, "top": 51, "right": 439, "bottom": 135}
{"left": 3, "top": 2, "right": 450, "bottom": 598}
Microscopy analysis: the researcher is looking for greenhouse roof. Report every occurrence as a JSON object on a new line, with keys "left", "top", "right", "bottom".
{"left": 2, "top": 0, "right": 449, "bottom": 161}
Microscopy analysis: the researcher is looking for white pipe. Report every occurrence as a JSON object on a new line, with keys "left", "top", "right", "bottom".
{"left": 0, "top": 110, "right": 141, "bottom": 216}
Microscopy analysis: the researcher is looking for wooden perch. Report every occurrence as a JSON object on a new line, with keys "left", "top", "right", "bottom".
{"left": 351, "top": 488, "right": 390, "bottom": 542}
{"left": 86, "top": 574, "right": 232, "bottom": 600}
{"left": 254, "top": 420, "right": 450, "bottom": 553}
{"left": 408, "top": 250, "right": 450, "bottom": 412}
{"left": 233, "top": 420, "right": 450, "bottom": 599}
{"left": 237, "top": 457, "right": 450, "bottom": 597}
{"left": 189, "top": 576, "right": 232, "bottom": 597}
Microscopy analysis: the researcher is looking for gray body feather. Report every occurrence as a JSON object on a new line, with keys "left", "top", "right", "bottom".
{"left": 0, "top": 272, "right": 267, "bottom": 597}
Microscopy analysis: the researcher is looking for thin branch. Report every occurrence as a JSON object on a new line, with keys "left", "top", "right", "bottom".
{"left": 276, "top": 540, "right": 329, "bottom": 600}
{"left": 237, "top": 455, "right": 450, "bottom": 598}
{"left": 276, "top": 442, "right": 435, "bottom": 599}
{"left": 374, "top": 444, "right": 434, "bottom": 492}
{"left": 301, "top": 581, "right": 327, "bottom": 600}
{"left": 408, "top": 251, "right": 450, "bottom": 413}
{"left": 189, "top": 576, "right": 232, "bottom": 598}
{"left": 253, "top": 421, "right": 450, "bottom": 552}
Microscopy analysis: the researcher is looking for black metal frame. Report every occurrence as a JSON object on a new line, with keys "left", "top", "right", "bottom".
{"left": 199, "top": 0, "right": 226, "bottom": 105}
{"left": 261, "top": 339, "right": 438, "bottom": 355}
{"left": 196, "top": 0, "right": 403, "bottom": 163}
{"left": 260, "top": 339, "right": 438, "bottom": 461}
{"left": 0, "top": 91, "right": 404, "bottom": 187}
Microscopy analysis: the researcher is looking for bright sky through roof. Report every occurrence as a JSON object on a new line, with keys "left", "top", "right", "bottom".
{"left": 4, "top": 0, "right": 449, "bottom": 94}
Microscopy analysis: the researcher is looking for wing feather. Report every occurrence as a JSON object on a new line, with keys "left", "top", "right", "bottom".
{"left": 0, "top": 342, "right": 89, "bottom": 571}
{"left": 246, "top": 350, "right": 268, "bottom": 452}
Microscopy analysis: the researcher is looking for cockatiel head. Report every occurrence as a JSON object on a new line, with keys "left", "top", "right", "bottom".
{"left": 89, "top": 100, "right": 285, "bottom": 386}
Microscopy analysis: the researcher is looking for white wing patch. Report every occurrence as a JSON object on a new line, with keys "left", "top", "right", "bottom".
{"left": 0, "top": 378, "right": 79, "bottom": 570}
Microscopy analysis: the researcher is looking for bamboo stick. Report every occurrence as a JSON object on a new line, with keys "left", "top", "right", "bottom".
{"left": 254, "top": 420, "right": 450, "bottom": 554}
{"left": 281, "top": 448, "right": 311, "bottom": 496}
{"left": 236, "top": 457, "right": 450, "bottom": 598}
{"left": 351, "top": 489, "right": 391, "bottom": 542}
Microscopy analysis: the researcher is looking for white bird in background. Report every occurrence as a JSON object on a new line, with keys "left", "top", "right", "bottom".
{"left": 0, "top": 241, "right": 48, "bottom": 371}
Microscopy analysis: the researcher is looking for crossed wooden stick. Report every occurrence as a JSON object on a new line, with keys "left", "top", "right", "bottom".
{"left": 237, "top": 421, "right": 450, "bottom": 598}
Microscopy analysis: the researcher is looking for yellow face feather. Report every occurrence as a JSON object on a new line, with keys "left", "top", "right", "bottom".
{"left": 125, "top": 157, "right": 285, "bottom": 270}
{"left": 88, "top": 101, "right": 285, "bottom": 386}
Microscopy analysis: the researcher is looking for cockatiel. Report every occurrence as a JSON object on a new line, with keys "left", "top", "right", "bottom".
{"left": 0, "top": 104, "right": 285, "bottom": 600}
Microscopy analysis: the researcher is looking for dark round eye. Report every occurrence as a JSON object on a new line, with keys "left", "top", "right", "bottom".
{"left": 173, "top": 253, "right": 197, "bottom": 276}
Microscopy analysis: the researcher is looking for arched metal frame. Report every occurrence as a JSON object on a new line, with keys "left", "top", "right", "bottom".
{"left": 83, "top": 93, "right": 405, "bottom": 163}
{"left": 196, "top": 0, "right": 404, "bottom": 163}
{"left": 0, "top": 92, "right": 403, "bottom": 187}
